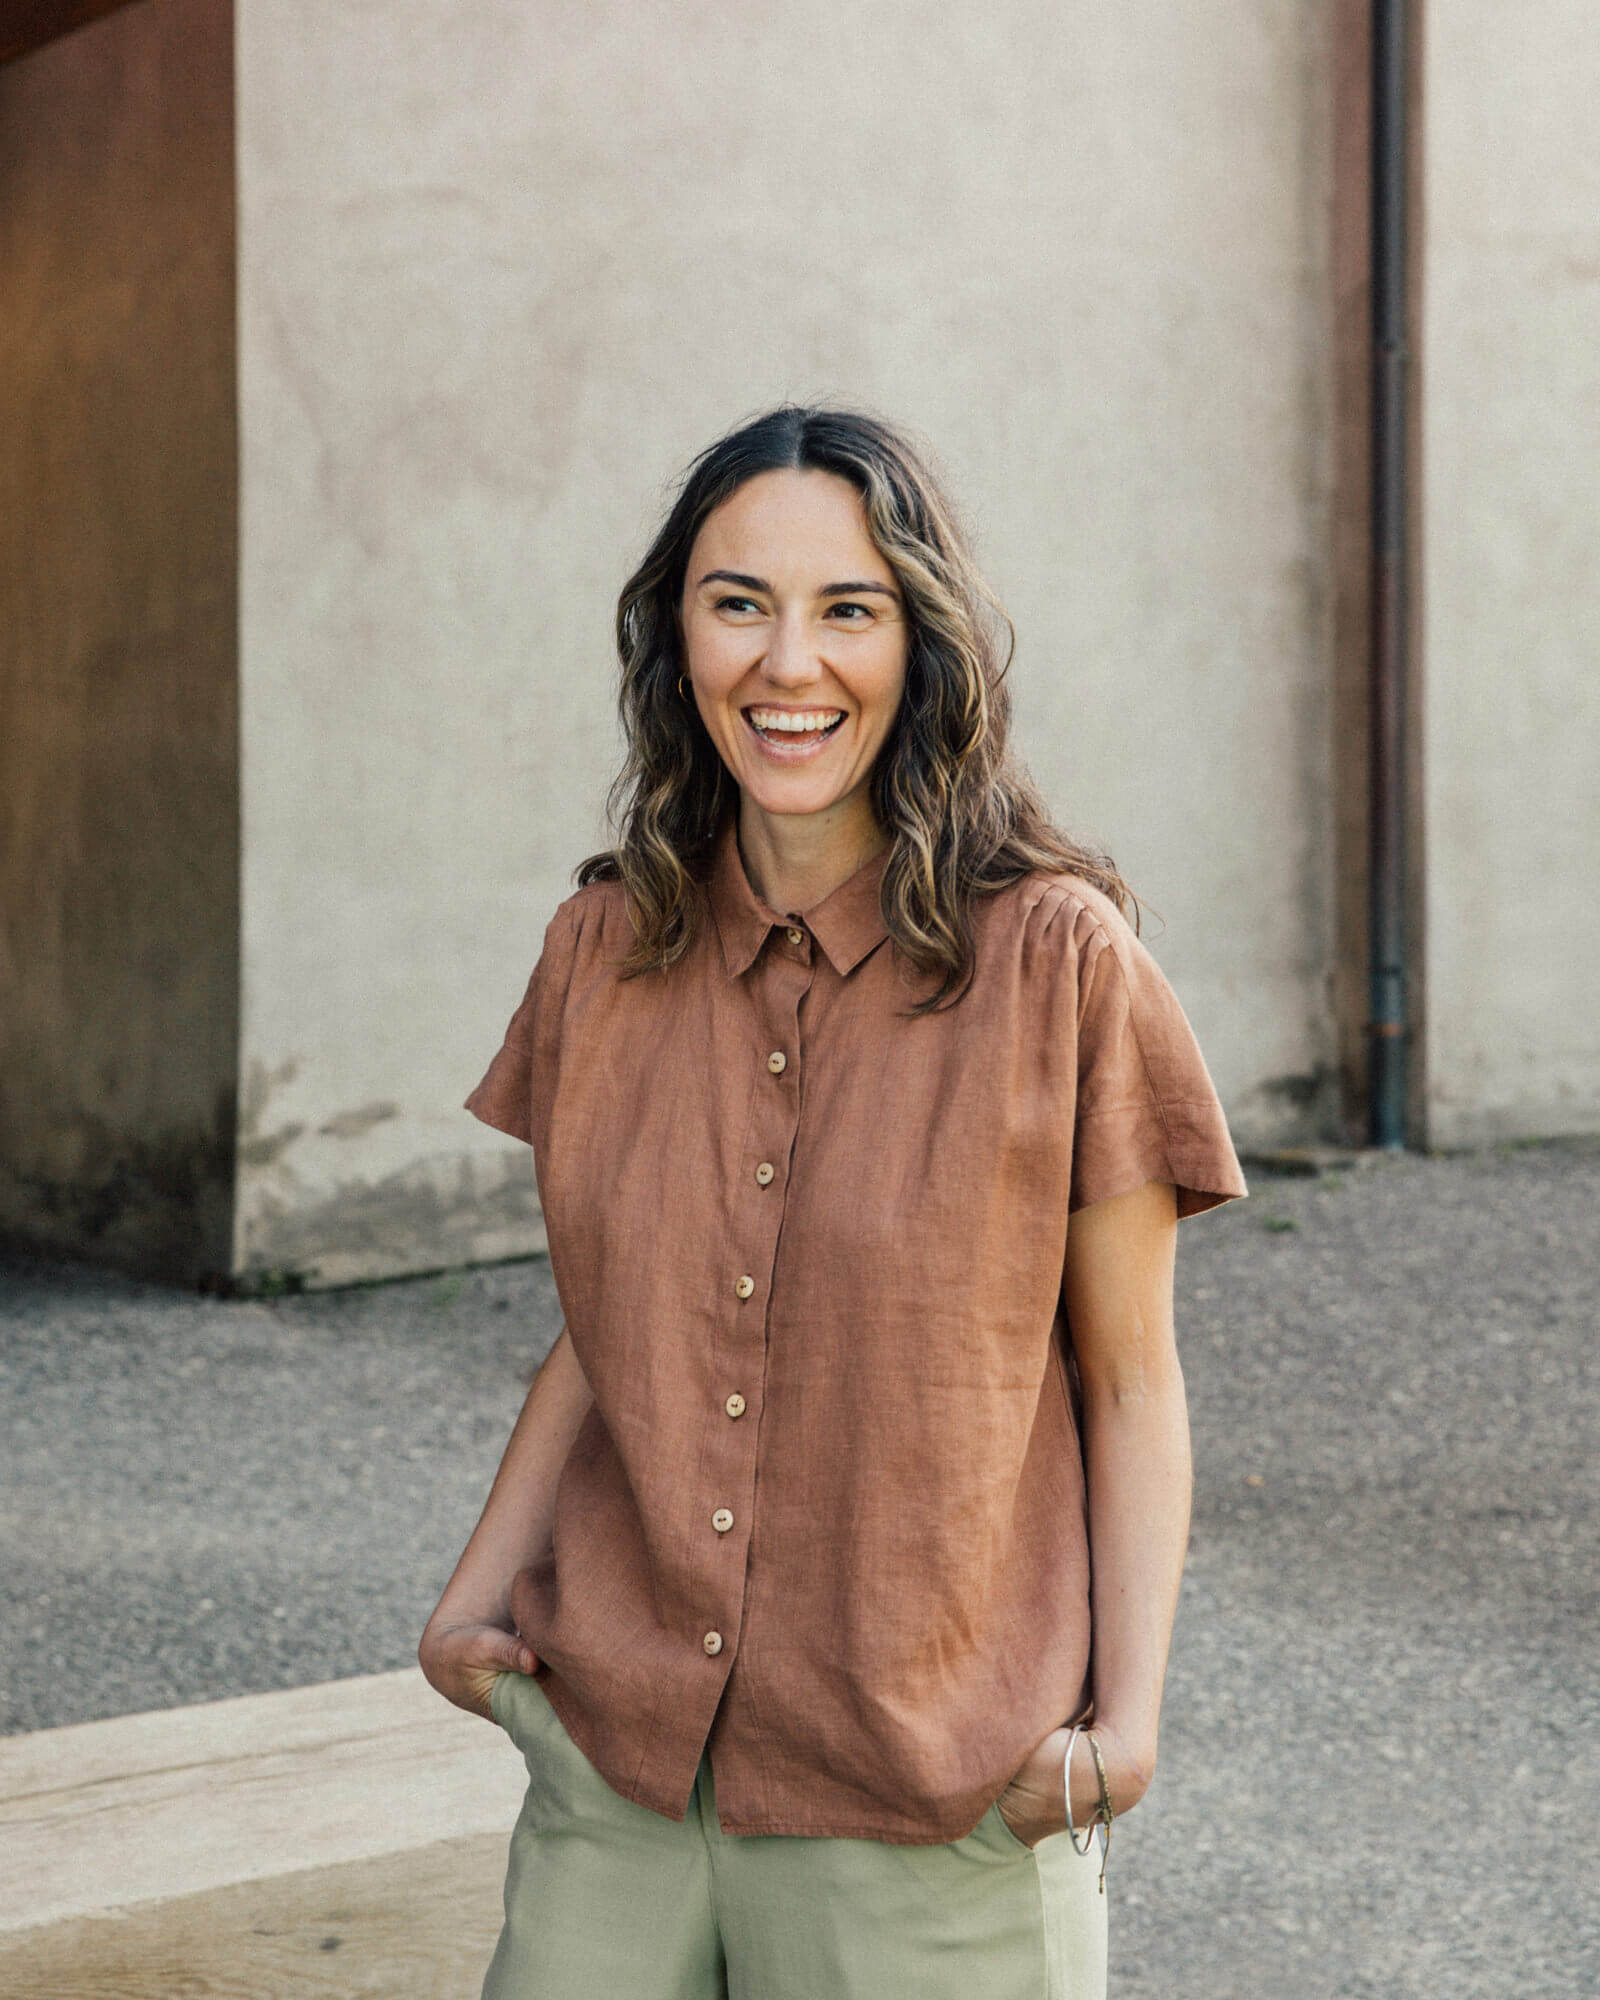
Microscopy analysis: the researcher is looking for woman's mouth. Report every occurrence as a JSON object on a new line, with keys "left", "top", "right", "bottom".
{"left": 742, "top": 706, "right": 847, "bottom": 757}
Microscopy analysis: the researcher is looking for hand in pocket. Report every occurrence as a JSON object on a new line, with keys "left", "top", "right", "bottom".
{"left": 418, "top": 1617, "right": 541, "bottom": 1722}
{"left": 997, "top": 1718, "right": 1148, "bottom": 1850}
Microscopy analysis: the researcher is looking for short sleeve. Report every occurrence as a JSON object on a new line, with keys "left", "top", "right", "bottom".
{"left": 1069, "top": 920, "right": 1249, "bottom": 1221}
{"left": 463, "top": 898, "right": 580, "bottom": 1147}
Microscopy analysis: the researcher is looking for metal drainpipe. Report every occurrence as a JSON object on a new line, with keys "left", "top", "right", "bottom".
{"left": 1369, "top": 0, "right": 1410, "bottom": 1149}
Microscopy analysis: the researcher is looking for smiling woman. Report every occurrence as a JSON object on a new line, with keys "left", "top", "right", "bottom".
{"left": 580, "top": 404, "right": 1136, "bottom": 1006}
{"left": 677, "top": 469, "right": 910, "bottom": 889}
{"left": 419, "top": 405, "right": 1248, "bottom": 2000}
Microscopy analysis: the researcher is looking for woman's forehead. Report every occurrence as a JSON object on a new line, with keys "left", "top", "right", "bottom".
{"left": 688, "top": 470, "right": 889, "bottom": 584}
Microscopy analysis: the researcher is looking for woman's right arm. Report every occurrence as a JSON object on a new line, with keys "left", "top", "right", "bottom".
{"left": 418, "top": 1322, "right": 595, "bottom": 1720}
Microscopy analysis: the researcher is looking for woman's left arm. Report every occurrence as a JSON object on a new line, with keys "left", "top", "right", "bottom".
{"left": 1068, "top": 1175, "right": 1189, "bottom": 1808}
{"left": 997, "top": 1177, "right": 1190, "bottom": 1844}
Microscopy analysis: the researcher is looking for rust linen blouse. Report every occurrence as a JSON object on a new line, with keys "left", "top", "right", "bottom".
{"left": 465, "top": 805, "right": 1247, "bottom": 1844}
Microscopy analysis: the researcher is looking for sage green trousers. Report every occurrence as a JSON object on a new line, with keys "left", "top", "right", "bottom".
{"left": 482, "top": 1669, "right": 1108, "bottom": 2000}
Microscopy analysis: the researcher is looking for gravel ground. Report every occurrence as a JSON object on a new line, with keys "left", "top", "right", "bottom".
{"left": 2, "top": 1139, "right": 1596, "bottom": 1997}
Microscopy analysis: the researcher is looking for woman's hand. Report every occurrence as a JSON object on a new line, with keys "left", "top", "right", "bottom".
{"left": 417, "top": 1616, "right": 540, "bottom": 1723}
{"left": 416, "top": 1327, "right": 591, "bottom": 1724}
{"left": 994, "top": 1717, "right": 1152, "bottom": 1850}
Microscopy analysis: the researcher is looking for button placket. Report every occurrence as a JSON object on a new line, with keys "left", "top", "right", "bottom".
{"left": 697, "top": 946, "right": 812, "bottom": 1662}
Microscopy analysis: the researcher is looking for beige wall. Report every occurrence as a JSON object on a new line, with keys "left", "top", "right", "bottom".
{"left": 13, "top": 1, "right": 1591, "bottom": 1286}
{"left": 0, "top": 0, "right": 238, "bottom": 1284}
{"left": 1420, "top": 3, "right": 1600, "bottom": 1145}
{"left": 233, "top": 0, "right": 1340, "bottom": 1283}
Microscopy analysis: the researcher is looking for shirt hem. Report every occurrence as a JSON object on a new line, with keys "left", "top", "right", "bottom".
{"left": 540, "top": 1663, "right": 1003, "bottom": 1844}
{"left": 697, "top": 1809, "right": 1000, "bottom": 1845}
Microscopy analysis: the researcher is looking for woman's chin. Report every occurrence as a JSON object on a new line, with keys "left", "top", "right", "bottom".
{"left": 734, "top": 771, "right": 857, "bottom": 820}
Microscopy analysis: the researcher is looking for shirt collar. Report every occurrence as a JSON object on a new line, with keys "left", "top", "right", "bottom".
{"left": 707, "top": 805, "right": 892, "bottom": 980}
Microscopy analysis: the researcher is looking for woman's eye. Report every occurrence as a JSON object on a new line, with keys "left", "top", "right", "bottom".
{"left": 715, "top": 595, "right": 760, "bottom": 615}
{"left": 826, "top": 602, "right": 871, "bottom": 622}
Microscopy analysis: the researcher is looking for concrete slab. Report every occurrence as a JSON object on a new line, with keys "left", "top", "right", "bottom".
{"left": 0, "top": 1670, "right": 524, "bottom": 1933}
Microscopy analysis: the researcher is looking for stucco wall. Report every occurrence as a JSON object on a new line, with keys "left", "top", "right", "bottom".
{"left": 234, "top": 0, "right": 1339, "bottom": 1283}
{"left": 0, "top": 0, "right": 238, "bottom": 1284}
{"left": 1421, "top": 4, "right": 1600, "bottom": 1146}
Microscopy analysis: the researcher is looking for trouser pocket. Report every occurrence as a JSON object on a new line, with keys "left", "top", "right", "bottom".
{"left": 971, "top": 1797, "right": 1041, "bottom": 1859}
{"left": 490, "top": 1667, "right": 552, "bottom": 1755}
{"left": 490, "top": 1669, "right": 624, "bottom": 1842}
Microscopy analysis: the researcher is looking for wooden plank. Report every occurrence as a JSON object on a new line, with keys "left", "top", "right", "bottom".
{"left": 0, "top": 1670, "right": 527, "bottom": 1933}
{"left": 0, "top": 1831, "right": 508, "bottom": 1999}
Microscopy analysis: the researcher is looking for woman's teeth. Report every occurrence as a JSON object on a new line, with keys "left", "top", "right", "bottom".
{"left": 746, "top": 707, "right": 845, "bottom": 742}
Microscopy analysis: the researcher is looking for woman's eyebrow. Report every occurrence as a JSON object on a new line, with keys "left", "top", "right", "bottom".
{"left": 695, "top": 570, "right": 900, "bottom": 600}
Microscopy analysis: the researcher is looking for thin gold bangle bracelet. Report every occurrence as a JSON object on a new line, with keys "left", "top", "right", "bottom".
{"left": 1061, "top": 1725, "right": 1098, "bottom": 1856}
{"left": 1084, "top": 1729, "right": 1113, "bottom": 1894}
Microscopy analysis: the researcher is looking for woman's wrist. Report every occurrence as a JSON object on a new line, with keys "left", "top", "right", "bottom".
{"left": 422, "top": 1583, "right": 513, "bottom": 1645}
{"left": 1081, "top": 1712, "right": 1156, "bottom": 1811}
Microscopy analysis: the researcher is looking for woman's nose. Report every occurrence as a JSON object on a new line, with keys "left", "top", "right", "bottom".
{"left": 762, "top": 613, "right": 821, "bottom": 686}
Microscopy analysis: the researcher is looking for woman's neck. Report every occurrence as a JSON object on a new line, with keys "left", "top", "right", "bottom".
{"left": 735, "top": 794, "right": 889, "bottom": 917}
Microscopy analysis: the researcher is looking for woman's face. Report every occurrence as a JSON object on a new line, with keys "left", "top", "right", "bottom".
{"left": 679, "top": 469, "right": 909, "bottom": 831}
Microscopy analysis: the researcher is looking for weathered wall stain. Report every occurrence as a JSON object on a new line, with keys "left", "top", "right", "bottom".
{"left": 1229, "top": 1065, "right": 1344, "bottom": 1142}
{"left": 238, "top": 1123, "right": 306, "bottom": 1170}
{"left": 316, "top": 1102, "right": 401, "bottom": 1141}
{"left": 237, "top": 1059, "right": 302, "bottom": 1141}
{"left": 234, "top": 1058, "right": 306, "bottom": 1168}
{"left": 0, "top": 1087, "right": 236, "bottom": 1287}
{"left": 235, "top": 1148, "right": 544, "bottom": 1292}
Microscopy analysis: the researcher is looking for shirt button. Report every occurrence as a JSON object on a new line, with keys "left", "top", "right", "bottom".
{"left": 725, "top": 1392, "right": 746, "bottom": 1418}
{"left": 785, "top": 926, "right": 803, "bottom": 945}
{"left": 767, "top": 1050, "right": 787, "bottom": 1074}
{"left": 703, "top": 1630, "right": 724, "bottom": 1656}
{"left": 754, "top": 1162, "right": 775, "bottom": 1186}
{"left": 734, "top": 1274, "right": 755, "bottom": 1299}
{"left": 712, "top": 1508, "right": 734, "bottom": 1533}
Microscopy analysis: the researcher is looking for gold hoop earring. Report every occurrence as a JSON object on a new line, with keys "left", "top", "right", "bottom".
{"left": 677, "top": 674, "right": 690, "bottom": 699}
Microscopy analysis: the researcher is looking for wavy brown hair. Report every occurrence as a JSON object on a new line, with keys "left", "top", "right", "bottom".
{"left": 577, "top": 404, "right": 1136, "bottom": 1012}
